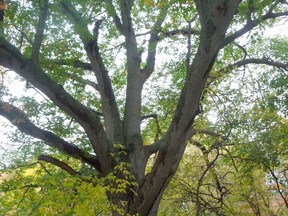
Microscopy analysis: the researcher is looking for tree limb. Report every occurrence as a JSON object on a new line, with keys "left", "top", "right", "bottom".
{"left": 42, "top": 58, "right": 99, "bottom": 89}
{"left": 128, "top": 27, "right": 200, "bottom": 42}
{"left": 196, "top": 129, "right": 224, "bottom": 138}
{"left": 31, "top": 0, "right": 49, "bottom": 64}
{"left": 105, "top": 0, "right": 124, "bottom": 34}
{"left": 0, "top": 100, "right": 101, "bottom": 170}
{"left": 119, "top": 0, "right": 145, "bottom": 149}
{"left": 67, "top": 74, "right": 99, "bottom": 91}
{"left": 263, "top": 163, "right": 288, "bottom": 208}
{"left": 217, "top": 57, "right": 288, "bottom": 75}
{"left": 0, "top": 37, "right": 113, "bottom": 174}
{"left": 196, "top": 149, "right": 220, "bottom": 216}
{"left": 141, "top": 114, "right": 162, "bottom": 141}
{"left": 186, "top": 19, "right": 192, "bottom": 74}
{"left": 207, "top": 57, "right": 288, "bottom": 87}
{"left": 222, "top": 3, "right": 288, "bottom": 47}
{"left": 54, "top": 71, "right": 99, "bottom": 91}
{"left": 46, "top": 59, "right": 92, "bottom": 71}
{"left": 143, "top": 140, "right": 166, "bottom": 156}
{"left": 38, "top": 154, "right": 80, "bottom": 176}
{"left": 234, "top": 58, "right": 288, "bottom": 70}
{"left": 158, "top": 28, "right": 200, "bottom": 40}
{"left": 120, "top": 0, "right": 135, "bottom": 37}
{"left": 60, "top": 0, "right": 123, "bottom": 144}
{"left": 141, "top": 5, "right": 169, "bottom": 81}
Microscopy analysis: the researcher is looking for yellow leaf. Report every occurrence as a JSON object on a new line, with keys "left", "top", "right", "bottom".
{"left": 144, "top": 0, "right": 154, "bottom": 7}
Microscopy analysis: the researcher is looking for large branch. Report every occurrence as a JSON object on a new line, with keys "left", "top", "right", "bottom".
{"left": 117, "top": 0, "right": 143, "bottom": 145}
{"left": 31, "top": 0, "right": 48, "bottom": 64}
{"left": 46, "top": 59, "right": 92, "bottom": 71}
{"left": 222, "top": 2, "right": 288, "bottom": 47}
{"left": 39, "top": 59, "right": 98, "bottom": 90}
{"left": 120, "top": 0, "right": 135, "bottom": 38}
{"left": 38, "top": 154, "right": 80, "bottom": 176}
{"left": 0, "top": 100, "right": 101, "bottom": 170}
{"left": 60, "top": 1, "right": 123, "bottom": 144}
{"left": 229, "top": 58, "right": 288, "bottom": 71}
{"left": 206, "top": 57, "right": 288, "bottom": 89}
{"left": 105, "top": 0, "right": 124, "bottom": 34}
{"left": 0, "top": 37, "right": 113, "bottom": 174}
{"left": 43, "top": 62, "right": 99, "bottom": 91}
{"left": 141, "top": 5, "right": 169, "bottom": 81}
{"left": 158, "top": 28, "right": 200, "bottom": 40}
{"left": 56, "top": 71, "right": 99, "bottom": 91}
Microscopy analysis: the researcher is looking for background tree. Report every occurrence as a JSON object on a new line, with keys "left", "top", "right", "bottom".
{"left": 0, "top": 0, "right": 287, "bottom": 215}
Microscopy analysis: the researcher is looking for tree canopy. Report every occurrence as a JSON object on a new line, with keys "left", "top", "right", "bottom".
{"left": 0, "top": 0, "right": 287, "bottom": 215}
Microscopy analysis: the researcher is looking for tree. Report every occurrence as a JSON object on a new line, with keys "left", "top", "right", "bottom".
{"left": 0, "top": 0, "right": 287, "bottom": 215}
{"left": 158, "top": 52, "right": 288, "bottom": 215}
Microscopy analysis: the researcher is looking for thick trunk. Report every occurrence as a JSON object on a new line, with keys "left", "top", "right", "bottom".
{"left": 126, "top": 139, "right": 188, "bottom": 216}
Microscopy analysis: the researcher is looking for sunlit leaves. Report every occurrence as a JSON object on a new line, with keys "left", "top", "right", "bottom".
{"left": 0, "top": 163, "right": 110, "bottom": 215}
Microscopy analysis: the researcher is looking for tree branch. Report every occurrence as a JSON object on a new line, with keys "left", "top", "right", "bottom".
{"left": 264, "top": 163, "right": 288, "bottom": 208}
{"left": 141, "top": 114, "right": 162, "bottom": 141}
{"left": 105, "top": 0, "right": 124, "bottom": 34}
{"left": 207, "top": 57, "right": 288, "bottom": 88}
{"left": 163, "top": 0, "right": 241, "bottom": 145}
{"left": 46, "top": 59, "right": 92, "bottom": 71}
{"left": 0, "top": 100, "right": 101, "bottom": 170}
{"left": 143, "top": 140, "right": 166, "bottom": 156}
{"left": 38, "top": 154, "right": 80, "bottom": 176}
{"left": 43, "top": 59, "right": 98, "bottom": 90}
{"left": 119, "top": 0, "right": 145, "bottom": 147}
{"left": 222, "top": 2, "right": 288, "bottom": 47}
{"left": 186, "top": 19, "right": 193, "bottom": 74}
{"left": 31, "top": 0, "right": 48, "bottom": 64}
{"left": 0, "top": 37, "right": 113, "bottom": 174}
{"left": 60, "top": 0, "right": 123, "bottom": 144}
{"left": 141, "top": 114, "right": 157, "bottom": 121}
{"left": 120, "top": 0, "right": 135, "bottom": 36}
{"left": 37, "top": 161, "right": 53, "bottom": 175}
{"left": 131, "top": 27, "right": 200, "bottom": 41}
{"left": 196, "top": 129, "right": 227, "bottom": 140}
{"left": 158, "top": 28, "right": 200, "bottom": 40}
{"left": 141, "top": 5, "right": 169, "bottom": 81}
{"left": 234, "top": 58, "right": 288, "bottom": 70}
{"left": 67, "top": 74, "right": 99, "bottom": 91}
{"left": 55, "top": 71, "right": 99, "bottom": 91}
{"left": 219, "top": 57, "right": 288, "bottom": 74}
{"left": 195, "top": 148, "right": 220, "bottom": 216}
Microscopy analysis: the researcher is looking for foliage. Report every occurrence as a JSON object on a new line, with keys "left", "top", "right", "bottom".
{"left": 0, "top": 0, "right": 287, "bottom": 215}
{"left": 1, "top": 162, "right": 110, "bottom": 215}
{"left": 0, "top": 156, "right": 140, "bottom": 215}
